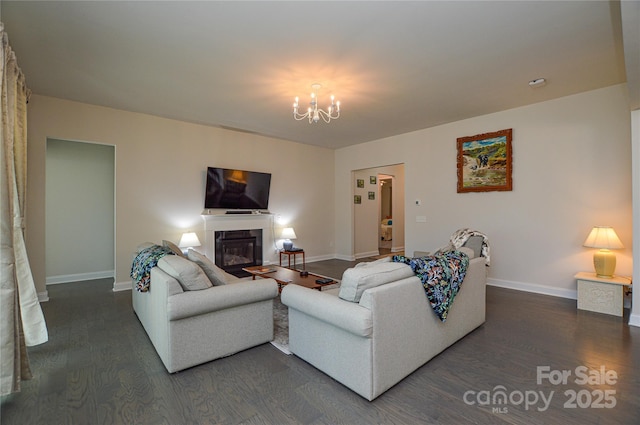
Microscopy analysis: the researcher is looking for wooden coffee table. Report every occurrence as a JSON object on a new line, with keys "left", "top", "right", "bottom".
{"left": 242, "top": 265, "right": 335, "bottom": 292}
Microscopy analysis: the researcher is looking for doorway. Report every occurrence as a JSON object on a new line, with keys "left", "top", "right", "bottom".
{"left": 378, "top": 175, "right": 394, "bottom": 253}
{"left": 45, "top": 139, "right": 115, "bottom": 284}
{"left": 352, "top": 164, "right": 405, "bottom": 259}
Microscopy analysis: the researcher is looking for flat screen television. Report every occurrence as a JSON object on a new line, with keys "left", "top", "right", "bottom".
{"left": 204, "top": 167, "right": 271, "bottom": 210}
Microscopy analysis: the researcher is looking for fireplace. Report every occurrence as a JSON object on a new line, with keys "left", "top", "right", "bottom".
{"left": 214, "top": 229, "right": 263, "bottom": 276}
{"left": 203, "top": 214, "right": 272, "bottom": 276}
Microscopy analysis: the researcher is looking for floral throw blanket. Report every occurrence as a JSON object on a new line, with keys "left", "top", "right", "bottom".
{"left": 393, "top": 251, "right": 469, "bottom": 322}
{"left": 130, "top": 245, "right": 174, "bottom": 292}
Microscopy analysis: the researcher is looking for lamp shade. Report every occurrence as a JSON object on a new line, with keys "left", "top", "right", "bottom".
{"left": 583, "top": 226, "right": 623, "bottom": 278}
{"left": 280, "top": 227, "right": 297, "bottom": 240}
{"left": 178, "top": 232, "right": 201, "bottom": 248}
{"left": 583, "top": 226, "right": 623, "bottom": 249}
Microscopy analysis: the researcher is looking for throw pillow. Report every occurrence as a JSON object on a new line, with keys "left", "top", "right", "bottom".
{"left": 163, "top": 239, "right": 185, "bottom": 257}
{"left": 339, "top": 261, "right": 414, "bottom": 302}
{"left": 157, "top": 255, "right": 212, "bottom": 291}
{"left": 187, "top": 249, "right": 229, "bottom": 286}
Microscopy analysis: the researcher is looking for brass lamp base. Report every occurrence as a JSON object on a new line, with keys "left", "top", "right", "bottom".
{"left": 593, "top": 249, "right": 616, "bottom": 278}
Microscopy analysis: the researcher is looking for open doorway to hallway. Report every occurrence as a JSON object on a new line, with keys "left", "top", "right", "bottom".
{"left": 378, "top": 174, "right": 394, "bottom": 255}
{"left": 352, "top": 164, "right": 404, "bottom": 259}
{"left": 45, "top": 139, "right": 115, "bottom": 285}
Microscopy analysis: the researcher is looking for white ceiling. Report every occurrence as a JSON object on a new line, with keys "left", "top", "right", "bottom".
{"left": 1, "top": 1, "right": 635, "bottom": 149}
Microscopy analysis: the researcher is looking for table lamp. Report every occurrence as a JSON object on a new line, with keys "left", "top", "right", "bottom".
{"left": 281, "top": 227, "right": 297, "bottom": 251}
{"left": 583, "top": 226, "right": 623, "bottom": 278}
{"left": 178, "top": 232, "right": 201, "bottom": 254}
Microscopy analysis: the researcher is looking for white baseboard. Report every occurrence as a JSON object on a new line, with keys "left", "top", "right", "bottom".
{"left": 46, "top": 270, "right": 114, "bottom": 285}
{"left": 391, "top": 245, "right": 405, "bottom": 253}
{"left": 305, "top": 254, "right": 337, "bottom": 263}
{"left": 263, "top": 254, "right": 336, "bottom": 267}
{"left": 355, "top": 250, "right": 380, "bottom": 260}
{"left": 335, "top": 253, "right": 356, "bottom": 261}
{"left": 113, "top": 281, "right": 132, "bottom": 292}
{"left": 38, "top": 290, "right": 49, "bottom": 302}
{"left": 487, "top": 277, "right": 577, "bottom": 300}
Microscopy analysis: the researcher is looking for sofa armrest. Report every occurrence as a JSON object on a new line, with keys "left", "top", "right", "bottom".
{"left": 167, "top": 279, "right": 278, "bottom": 321}
{"left": 281, "top": 284, "right": 373, "bottom": 337}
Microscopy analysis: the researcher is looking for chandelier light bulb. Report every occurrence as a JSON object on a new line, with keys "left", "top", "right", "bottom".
{"left": 293, "top": 83, "right": 341, "bottom": 124}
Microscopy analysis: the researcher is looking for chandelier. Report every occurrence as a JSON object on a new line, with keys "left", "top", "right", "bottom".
{"left": 293, "top": 83, "right": 340, "bottom": 123}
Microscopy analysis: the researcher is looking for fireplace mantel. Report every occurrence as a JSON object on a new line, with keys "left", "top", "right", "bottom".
{"left": 202, "top": 213, "right": 275, "bottom": 265}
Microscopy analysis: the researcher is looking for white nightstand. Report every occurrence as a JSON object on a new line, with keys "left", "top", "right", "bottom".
{"left": 574, "top": 272, "right": 631, "bottom": 317}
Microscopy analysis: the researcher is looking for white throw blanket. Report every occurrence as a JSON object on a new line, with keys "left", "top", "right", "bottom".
{"left": 436, "top": 228, "right": 490, "bottom": 266}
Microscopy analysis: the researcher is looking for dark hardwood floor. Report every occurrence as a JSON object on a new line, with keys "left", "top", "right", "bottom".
{"left": 2, "top": 258, "right": 639, "bottom": 424}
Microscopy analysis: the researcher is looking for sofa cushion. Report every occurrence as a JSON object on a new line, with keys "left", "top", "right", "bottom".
{"left": 163, "top": 239, "right": 185, "bottom": 257}
{"left": 157, "top": 255, "right": 212, "bottom": 291}
{"left": 187, "top": 249, "right": 229, "bottom": 286}
{"left": 339, "top": 261, "right": 414, "bottom": 302}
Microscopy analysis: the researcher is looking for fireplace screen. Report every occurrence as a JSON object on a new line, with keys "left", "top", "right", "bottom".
{"left": 214, "top": 229, "right": 263, "bottom": 275}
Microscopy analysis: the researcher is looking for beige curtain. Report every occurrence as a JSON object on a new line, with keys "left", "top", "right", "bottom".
{"left": 1, "top": 22, "right": 48, "bottom": 396}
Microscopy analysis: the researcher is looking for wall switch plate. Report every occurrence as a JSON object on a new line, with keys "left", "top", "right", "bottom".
{"left": 415, "top": 199, "right": 422, "bottom": 206}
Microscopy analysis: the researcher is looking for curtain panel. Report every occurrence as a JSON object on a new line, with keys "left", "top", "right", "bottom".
{"left": 1, "top": 22, "right": 48, "bottom": 396}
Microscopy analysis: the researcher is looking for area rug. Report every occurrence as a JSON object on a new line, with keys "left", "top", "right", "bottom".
{"left": 271, "top": 281, "right": 340, "bottom": 355}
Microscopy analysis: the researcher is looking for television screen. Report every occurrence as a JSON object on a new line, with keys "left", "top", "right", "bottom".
{"left": 205, "top": 167, "right": 271, "bottom": 210}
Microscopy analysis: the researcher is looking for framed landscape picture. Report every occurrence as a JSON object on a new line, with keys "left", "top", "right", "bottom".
{"left": 457, "top": 128, "right": 512, "bottom": 193}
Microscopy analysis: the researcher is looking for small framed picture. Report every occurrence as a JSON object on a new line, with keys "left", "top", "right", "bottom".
{"left": 357, "top": 179, "right": 364, "bottom": 188}
{"left": 370, "top": 176, "right": 377, "bottom": 184}
{"left": 354, "top": 195, "right": 362, "bottom": 204}
{"left": 368, "top": 191, "right": 375, "bottom": 200}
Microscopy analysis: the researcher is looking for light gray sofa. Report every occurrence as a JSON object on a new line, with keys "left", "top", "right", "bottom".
{"left": 281, "top": 254, "right": 487, "bottom": 401}
{"left": 132, "top": 246, "right": 279, "bottom": 373}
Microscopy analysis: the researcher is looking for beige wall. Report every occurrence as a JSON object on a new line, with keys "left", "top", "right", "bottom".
{"left": 25, "top": 85, "right": 634, "bottom": 302}
{"left": 27, "top": 95, "right": 335, "bottom": 295}
{"left": 335, "top": 85, "right": 632, "bottom": 298}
